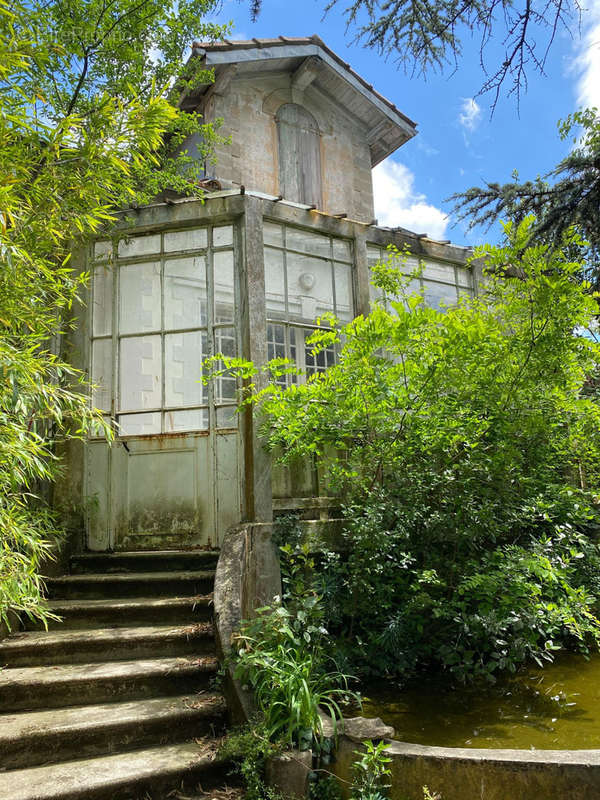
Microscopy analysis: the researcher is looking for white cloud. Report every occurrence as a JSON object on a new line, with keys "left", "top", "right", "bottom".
{"left": 372, "top": 159, "right": 449, "bottom": 240}
{"left": 575, "top": 1, "right": 600, "bottom": 108}
{"left": 458, "top": 97, "right": 482, "bottom": 132}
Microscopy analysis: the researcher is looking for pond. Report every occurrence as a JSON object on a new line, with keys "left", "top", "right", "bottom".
{"left": 361, "top": 653, "right": 600, "bottom": 750}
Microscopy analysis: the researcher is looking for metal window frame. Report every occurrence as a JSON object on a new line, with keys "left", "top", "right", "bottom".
{"left": 89, "top": 222, "right": 240, "bottom": 439}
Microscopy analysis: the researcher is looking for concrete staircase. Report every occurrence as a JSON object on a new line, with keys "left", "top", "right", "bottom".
{"left": 0, "top": 550, "right": 235, "bottom": 800}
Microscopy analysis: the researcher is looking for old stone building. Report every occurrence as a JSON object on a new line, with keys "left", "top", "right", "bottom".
{"left": 0, "top": 35, "right": 481, "bottom": 800}
{"left": 68, "top": 35, "right": 475, "bottom": 553}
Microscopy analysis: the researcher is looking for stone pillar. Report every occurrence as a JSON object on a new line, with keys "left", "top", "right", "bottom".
{"left": 353, "top": 228, "right": 371, "bottom": 317}
{"left": 240, "top": 195, "right": 273, "bottom": 522}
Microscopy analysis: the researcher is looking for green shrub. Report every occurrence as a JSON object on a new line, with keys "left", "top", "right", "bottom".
{"left": 218, "top": 220, "right": 600, "bottom": 682}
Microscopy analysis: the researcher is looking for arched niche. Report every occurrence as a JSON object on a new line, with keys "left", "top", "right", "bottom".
{"left": 276, "top": 103, "right": 322, "bottom": 207}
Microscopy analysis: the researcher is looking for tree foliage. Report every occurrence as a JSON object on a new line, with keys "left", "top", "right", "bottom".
{"left": 451, "top": 109, "right": 600, "bottom": 289}
{"left": 217, "top": 220, "right": 600, "bottom": 681}
{"left": 0, "top": 0, "right": 226, "bottom": 626}
{"left": 248, "top": 0, "right": 581, "bottom": 105}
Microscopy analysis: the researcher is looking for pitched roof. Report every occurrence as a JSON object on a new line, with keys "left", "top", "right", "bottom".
{"left": 182, "top": 34, "right": 417, "bottom": 165}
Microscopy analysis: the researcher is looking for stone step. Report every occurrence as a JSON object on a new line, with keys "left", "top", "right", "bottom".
{"left": 0, "top": 693, "right": 226, "bottom": 770}
{"left": 0, "top": 655, "right": 218, "bottom": 712}
{"left": 47, "top": 571, "right": 215, "bottom": 600}
{"left": 0, "top": 623, "right": 215, "bottom": 667}
{"left": 0, "top": 739, "right": 228, "bottom": 800}
{"left": 25, "top": 595, "right": 213, "bottom": 630}
{"left": 70, "top": 549, "right": 220, "bottom": 575}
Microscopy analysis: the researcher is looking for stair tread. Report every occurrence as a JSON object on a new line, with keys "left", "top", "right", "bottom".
{"left": 0, "top": 692, "right": 225, "bottom": 743}
{"left": 0, "top": 740, "right": 221, "bottom": 800}
{"left": 0, "top": 655, "right": 218, "bottom": 689}
{"left": 49, "top": 570, "right": 215, "bottom": 583}
{"left": 46, "top": 594, "right": 212, "bottom": 611}
{"left": 0, "top": 622, "right": 213, "bottom": 651}
{"left": 76, "top": 549, "right": 219, "bottom": 556}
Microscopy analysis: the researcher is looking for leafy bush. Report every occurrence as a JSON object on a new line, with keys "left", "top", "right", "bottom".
{"left": 220, "top": 220, "right": 600, "bottom": 681}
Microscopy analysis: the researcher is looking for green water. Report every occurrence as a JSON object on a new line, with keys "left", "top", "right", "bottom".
{"left": 361, "top": 654, "right": 600, "bottom": 750}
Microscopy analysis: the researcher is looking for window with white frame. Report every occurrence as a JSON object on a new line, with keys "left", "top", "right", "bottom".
{"left": 366, "top": 244, "right": 474, "bottom": 310}
{"left": 263, "top": 222, "right": 354, "bottom": 384}
{"left": 90, "top": 224, "right": 238, "bottom": 436}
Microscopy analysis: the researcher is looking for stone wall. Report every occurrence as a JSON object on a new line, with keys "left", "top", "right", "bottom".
{"left": 331, "top": 737, "right": 600, "bottom": 800}
{"left": 191, "top": 74, "right": 375, "bottom": 223}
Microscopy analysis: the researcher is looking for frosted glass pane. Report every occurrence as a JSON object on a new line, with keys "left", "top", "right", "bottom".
{"left": 423, "top": 281, "right": 458, "bottom": 310}
{"left": 165, "top": 331, "right": 207, "bottom": 408}
{"left": 94, "top": 240, "right": 111, "bottom": 260}
{"left": 264, "top": 221, "right": 283, "bottom": 247}
{"left": 119, "top": 335, "right": 161, "bottom": 411}
{"left": 119, "top": 262, "right": 161, "bottom": 334}
{"left": 214, "top": 250, "right": 235, "bottom": 324}
{"left": 118, "top": 412, "right": 161, "bottom": 436}
{"left": 334, "top": 263, "right": 353, "bottom": 322}
{"left": 217, "top": 406, "right": 237, "bottom": 429}
{"left": 164, "top": 408, "right": 208, "bottom": 433}
{"left": 214, "top": 327, "right": 237, "bottom": 403}
{"left": 286, "top": 227, "right": 330, "bottom": 258}
{"left": 369, "top": 278, "right": 384, "bottom": 306}
{"left": 265, "top": 247, "right": 286, "bottom": 318}
{"left": 93, "top": 265, "right": 113, "bottom": 336}
{"left": 214, "top": 225, "right": 234, "bottom": 247}
{"left": 287, "top": 252, "right": 334, "bottom": 321}
{"left": 333, "top": 239, "right": 352, "bottom": 262}
{"left": 164, "top": 228, "right": 207, "bottom": 252}
{"left": 118, "top": 234, "right": 161, "bottom": 258}
{"left": 91, "top": 339, "right": 112, "bottom": 412}
{"left": 164, "top": 256, "right": 207, "bottom": 330}
{"left": 456, "top": 267, "right": 472, "bottom": 288}
{"left": 423, "top": 261, "right": 456, "bottom": 284}
{"left": 367, "top": 245, "right": 382, "bottom": 266}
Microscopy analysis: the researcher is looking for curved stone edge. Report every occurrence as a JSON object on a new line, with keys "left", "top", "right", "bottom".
{"left": 330, "top": 735, "right": 600, "bottom": 800}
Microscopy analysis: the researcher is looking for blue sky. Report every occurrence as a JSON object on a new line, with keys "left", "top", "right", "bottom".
{"left": 203, "top": 0, "right": 600, "bottom": 247}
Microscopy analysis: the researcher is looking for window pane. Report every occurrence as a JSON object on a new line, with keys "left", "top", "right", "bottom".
{"left": 119, "top": 262, "right": 161, "bottom": 334}
{"left": 119, "top": 335, "right": 161, "bottom": 411}
{"left": 94, "top": 240, "right": 111, "bottom": 261}
{"left": 164, "top": 227, "right": 207, "bottom": 252}
{"left": 265, "top": 247, "right": 286, "bottom": 318}
{"left": 118, "top": 234, "right": 161, "bottom": 258}
{"left": 214, "top": 327, "right": 237, "bottom": 403}
{"left": 286, "top": 227, "right": 330, "bottom": 258}
{"left": 423, "top": 261, "right": 456, "bottom": 284}
{"left": 456, "top": 267, "right": 472, "bottom": 288}
{"left": 93, "top": 265, "right": 113, "bottom": 337}
{"left": 214, "top": 225, "right": 234, "bottom": 247}
{"left": 216, "top": 406, "right": 237, "bottom": 429}
{"left": 164, "top": 408, "right": 209, "bottom": 433}
{"left": 334, "top": 263, "right": 353, "bottom": 322}
{"left": 333, "top": 238, "right": 352, "bottom": 262}
{"left": 264, "top": 221, "right": 283, "bottom": 247}
{"left": 303, "top": 328, "right": 336, "bottom": 376}
{"left": 164, "top": 256, "right": 207, "bottom": 330}
{"left": 214, "top": 250, "right": 235, "bottom": 323}
{"left": 267, "top": 323, "right": 286, "bottom": 360}
{"left": 118, "top": 412, "right": 161, "bottom": 436}
{"left": 165, "top": 331, "right": 207, "bottom": 408}
{"left": 367, "top": 245, "right": 382, "bottom": 267}
{"left": 287, "top": 252, "right": 334, "bottom": 321}
{"left": 423, "top": 281, "right": 458, "bottom": 310}
{"left": 91, "top": 339, "right": 112, "bottom": 412}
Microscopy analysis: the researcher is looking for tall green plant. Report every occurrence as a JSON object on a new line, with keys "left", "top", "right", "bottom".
{"left": 0, "top": 0, "right": 227, "bottom": 626}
